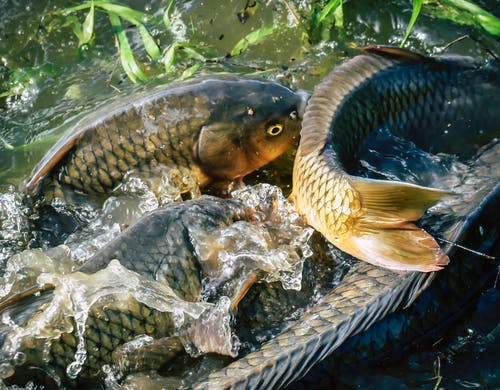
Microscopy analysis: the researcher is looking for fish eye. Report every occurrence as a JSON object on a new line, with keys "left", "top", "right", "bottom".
{"left": 267, "top": 123, "right": 283, "bottom": 136}
{"left": 289, "top": 110, "right": 298, "bottom": 120}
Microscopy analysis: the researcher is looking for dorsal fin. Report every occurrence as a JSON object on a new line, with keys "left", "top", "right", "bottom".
{"left": 361, "top": 45, "right": 430, "bottom": 62}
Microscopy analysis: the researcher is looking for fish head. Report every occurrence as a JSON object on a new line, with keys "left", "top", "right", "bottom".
{"left": 195, "top": 80, "right": 310, "bottom": 181}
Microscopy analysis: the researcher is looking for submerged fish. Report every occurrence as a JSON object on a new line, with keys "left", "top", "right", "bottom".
{"left": 291, "top": 46, "right": 499, "bottom": 272}
{"left": 23, "top": 77, "right": 309, "bottom": 201}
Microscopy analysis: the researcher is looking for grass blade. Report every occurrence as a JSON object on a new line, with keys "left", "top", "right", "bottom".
{"left": 137, "top": 24, "right": 161, "bottom": 60}
{"left": 162, "top": 43, "right": 177, "bottom": 71}
{"left": 109, "top": 12, "right": 148, "bottom": 83}
{"left": 401, "top": 0, "right": 423, "bottom": 47}
{"left": 163, "top": 0, "right": 176, "bottom": 30}
{"left": 96, "top": 1, "right": 153, "bottom": 25}
{"left": 230, "top": 25, "right": 275, "bottom": 57}
{"left": 317, "top": 0, "right": 342, "bottom": 25}
{"left": 444, "top": 0, "right": 500, "bottom": 36}
{"left": 0, "top": 135, "right": 14, "bottom": 151}
{"left": 80, "top": 0, "right": 95, "bottom": 46}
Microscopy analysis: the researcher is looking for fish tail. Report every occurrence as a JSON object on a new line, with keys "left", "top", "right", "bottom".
{"left": 342, "top": 177, "right": 451, "bottom": 272}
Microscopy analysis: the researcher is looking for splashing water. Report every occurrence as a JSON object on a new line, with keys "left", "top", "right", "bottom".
{"left": 0, "top": 185, "right": 31, "bottom": 266}
{"left": 0, "top": 183, "right": 315, "bottom": 384}
{"left": 0, "top": 259, "right": 234, "bottom": 381}
{"left": 59, "top": 169, "right": 201, "bottom": 262}
{"left": 193, "top": 184, "right": 313, "bottom": 301}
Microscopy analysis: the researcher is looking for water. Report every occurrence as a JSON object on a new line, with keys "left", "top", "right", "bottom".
{"left": 0, "top": 0, "right": 499, "bottom": 388}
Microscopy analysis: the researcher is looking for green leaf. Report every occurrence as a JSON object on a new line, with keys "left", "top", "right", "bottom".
{"left": 96, "top": 2, "right": 152, "bottom": 25}
{"left": 179, "top": 62, "right": 203, "bottom": 80}
{"left": 444, "top": 0, "right": 500, "bottom": 36}
{"left": 422, "top": 0, "right": 500, "bottom": 37}
{"left": 0, "top": 135, "right": 14, "bottom": 151}
{"left": 401, "top": 0, "right": 423, "bottom": 47}
{"left": 333, "top": 2, "right": 344, "bottom": 29}
{"left": 65, "top": 15, "right": 84, "bottom": 43}
{"left": 476, "top": 13, "right": 500, "bottom": 36}
{"left": 162, "top": 43, "right": 177, "bottom": 71}
{"left": 307, "top": 0, "right": 344, "bottom": 43}
{"left": 179, "top": 46, "right": 206, "bottom": 61}
{"left": 109, "top": 13, "right": 148, "bottom": 83}
{"left": 62, "top": 1, "right": 154, "bottom": 24}
{"left": 317, "top": 0, "right": 342, "bottom": 25}
{"left": 137, "top": 24, "right": 161, "bottom": 60}
{"left": 163, "top": 0, "right": 176, "bottom": 30}
{"left": 230, "top": 25, "right": 276, "bottom": 57}
{"left": 80, "top": 0, "right": 95, "bottom": 46}
{"left": 162, "top": 43, "right": 209, "bottom": 73}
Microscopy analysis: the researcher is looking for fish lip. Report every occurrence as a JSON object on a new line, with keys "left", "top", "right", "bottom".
{"left": 296, "top": 90, "right": 311, "bottom": 119}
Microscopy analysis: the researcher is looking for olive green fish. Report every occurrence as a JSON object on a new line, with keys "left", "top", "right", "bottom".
{"left": 0, "top": 196, "right": 251, "bottom": 383}
{"left": 23, "top": 77, "right": 309, "bottom": 201}
{"left": 291, "top": 46, "right": 499, "bottom": 272}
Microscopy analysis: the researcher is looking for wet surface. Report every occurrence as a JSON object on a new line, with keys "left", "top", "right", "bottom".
{"left": 0, "top": 0, "right": 499, "bottom": 388}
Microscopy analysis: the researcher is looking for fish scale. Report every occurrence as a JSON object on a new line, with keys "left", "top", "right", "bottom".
{"left": 0, "top": 196, "right": 252, "bottom": 382}
{"left": 292, "top": 46, "right": 499, "bottom": 272}
{"left": 24, "top": 77, "right": 308, "bottom": 201}
{"left": 45, "top": 295, "right": 175, "bottom": 378}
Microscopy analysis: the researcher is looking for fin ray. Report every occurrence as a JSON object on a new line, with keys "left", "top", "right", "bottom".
{"left": 346, "top": 224, "right": 449, "bottom": 272}
{"left": 361, "top": 45, "right": 429, "bottom": 62}
{"left": 341, "top": 176, "right": 451, "bottom": 271}
{"left": 350, "top": 176, "right": 450, "bottom": 225}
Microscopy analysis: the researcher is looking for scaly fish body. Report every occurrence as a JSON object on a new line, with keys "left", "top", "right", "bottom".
{"left": 195, "top": 141, "right": 500, "bottom": 390}
{"left": 24, "top": 77, "right": 308, "bottom": 200}
{"left": 292, "top": 46, "right": 499, "bottom": 271}
{"left": 0, "top": 197, "right": 251, "bottom": 382}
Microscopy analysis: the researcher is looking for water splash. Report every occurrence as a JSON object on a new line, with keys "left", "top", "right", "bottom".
{"left": 194, "top": 184, "right": 313, "bottom": 298}
{"left": 63, "top": 169, "right": 200, "bottom": 262}
{"left": 0, "top": 185, "right": 30, "bottom": 266}
{"left": 0, "top": 256, "right": 239, "bottom": 380}
{"left": 0, "top": 245, "right": 72, "bottom": 301}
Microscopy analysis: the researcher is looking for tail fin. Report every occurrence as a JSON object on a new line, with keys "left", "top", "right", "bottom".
{"left": 343, "top": 177, "right": 450, "bottom": 272}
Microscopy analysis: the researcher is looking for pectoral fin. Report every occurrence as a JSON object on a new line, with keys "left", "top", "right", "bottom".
{"left": 345, "top": 223, "right": 449, "bottom": 272}
{"left": 343, "top": 176, "right": 450, "bottom": 272}
{"left": 350, "top": 176, "right": 451, "bottom": 225}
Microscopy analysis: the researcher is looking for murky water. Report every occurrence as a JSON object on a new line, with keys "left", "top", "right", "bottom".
{"left": 0, "top": 0, "right": 499, "bottom": 388}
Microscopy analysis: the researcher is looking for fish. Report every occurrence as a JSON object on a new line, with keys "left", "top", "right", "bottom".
{"left": 0, "top": 196, "right": 252, "bottom": 383}
{"left": 23, "top": 77, "right": 309, "bottom": 202}
{"left": 193, "top": 140, "right": 500, "bottom": 390}
{"left": 291, "top": 45, "right": 499, "bottom": 272}
{"left": 1, "top": 142, "right": 498, "bottom": 388}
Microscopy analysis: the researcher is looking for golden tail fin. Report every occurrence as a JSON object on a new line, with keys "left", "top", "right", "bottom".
{"left": 344, "top": 177, "right": 450, "bottom": 272}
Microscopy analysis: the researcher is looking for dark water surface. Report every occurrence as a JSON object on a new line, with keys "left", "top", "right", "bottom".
{"left": 0, "top": 0, "right": 499, "bottom": 388}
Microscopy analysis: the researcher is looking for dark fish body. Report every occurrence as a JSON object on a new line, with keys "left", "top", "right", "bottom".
{"left": 295, "top": 179, "right": 500, "bottom": 385}
{"left": 24, "top": 77, "right": 308, "bottom": 200}
{"left": 292, "top": 46, "right": 499, "bottom": 271}
{"left": 0, "top": 196, "right": 251, "bottom": 382}
{"left": 195, "top": 141, "right": 500, "bottom": 390}
{"left": 78, "top": 196, "right": 251, "bottom": 302}
{"left": 323, "top": 48, "right": 499, "bottom": 161}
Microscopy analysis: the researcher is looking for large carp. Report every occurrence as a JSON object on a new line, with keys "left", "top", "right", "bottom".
{"left": 0, "top": 196, "right": 253, "bottom": 383}
{"left": 23, "top": 77, "right": 309, "bottom": 202}
{"left": 193, "top": 110, "right": 500, "bottom": 390}
{"left": 292, "top": 46, "right": 498, "bottom": 271}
